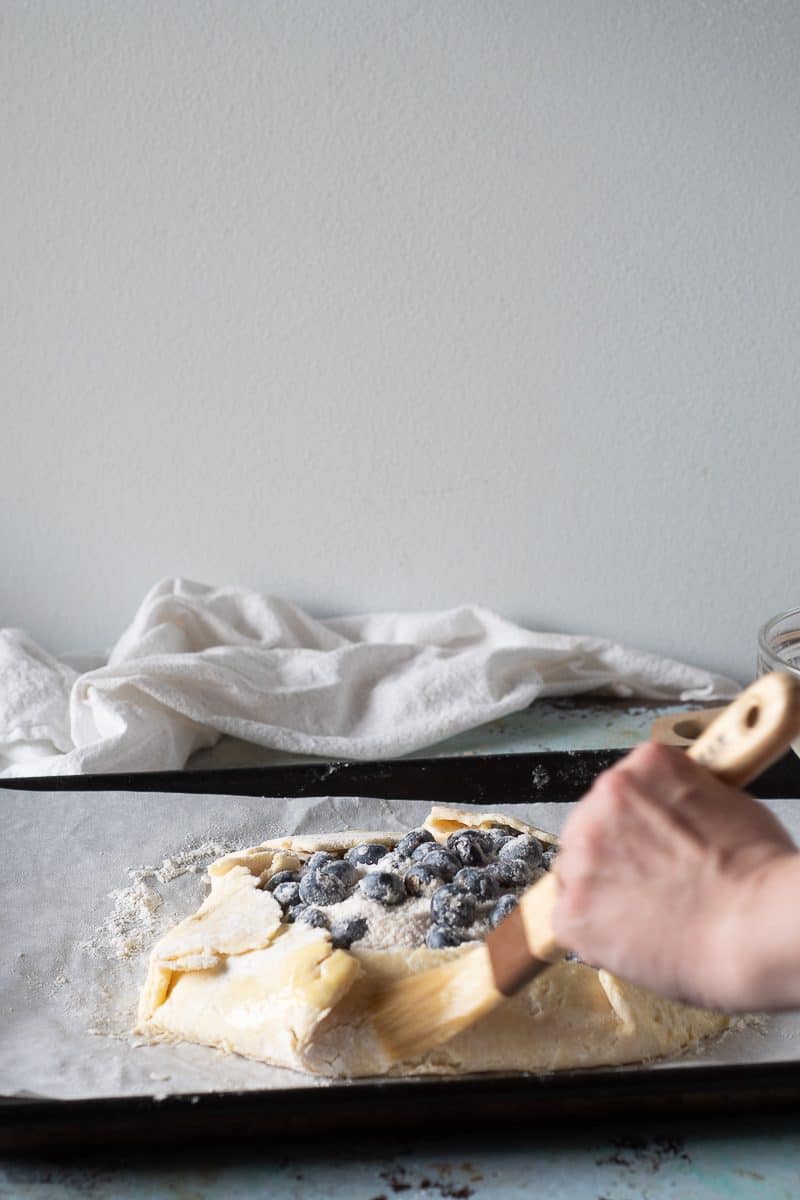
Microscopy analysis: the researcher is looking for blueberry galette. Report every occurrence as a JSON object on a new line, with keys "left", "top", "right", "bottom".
{"left": 137, "top": 806, "right": 727, "bottom": 1077}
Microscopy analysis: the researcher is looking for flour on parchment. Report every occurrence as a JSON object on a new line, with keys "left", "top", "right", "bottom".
{"left": 81, "top": 837, "right": 233, "bottom": 961}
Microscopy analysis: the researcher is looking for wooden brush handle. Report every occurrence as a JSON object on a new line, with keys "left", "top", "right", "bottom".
{"left": 686, "top": 672, "right": 800, "bottom": 785}
{"left": 516, "top": 672, "right": 800, "bottom": 967}
{"left": 651, "top": 707, "right": 725, "bottom": 747}
{"left": 517, "top": 871, "right": 561, "bottom": 962}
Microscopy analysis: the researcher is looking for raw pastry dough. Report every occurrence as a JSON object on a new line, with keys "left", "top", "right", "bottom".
{"left": 137, "top": 805, "right": 727, "bottom": 1076}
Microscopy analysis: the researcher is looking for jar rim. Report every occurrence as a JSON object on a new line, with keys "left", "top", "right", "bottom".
{"left": 758, "top": 606, "right": 800, "bottom": 675}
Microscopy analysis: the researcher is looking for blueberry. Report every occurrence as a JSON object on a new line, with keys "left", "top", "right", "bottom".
{"left": 446, "top": 829, "right": 493, "bottom": 867}
{"left": 396, "top": 828, "right": 435, "bottom": 859}
{"left": 265, "top": 869, "right": 300, "bottom": 892}
{"left": 272, "top": 880, "right": 301, "bottom": 909}
{"left": 411, "top": 840, "right": 439, "bottom": 862}
{"left": 489, "top": 893, "right": 519, "bottom": 929}
{"left": 489, "top": 823, "right": 520, "bottom": 838}
{"left": 330, "top": 915, "right": 369, "bottom": 949}
{"left": 452, "top": 867, "right": 481, "bottom": 894}
{"left": 321, "top": 859, "right": 359, "bottom": 891}
{"left": 498, "top": 835, "right": 544, "bottom": 870}
{"left": 485, "top": 836, "right": 512, "bottom": 855}
{"left": 376, "top": 854, "right": 407, "bottom": 873}
{"left": 287, "top": 903, "right": 306, "bottom": 923}
{"left": 359, "top": 871, "right": 406, "bottom": 906}
{"left": 298, "top": 867, "right": 348, "bottom": 906}
{"left": 404, "top": 863, "right": 441, "bottom": 897}
{"left": 542, "top": 847, "right": 558, "bottom": 871}
{"left": 453, "top": 867, "right": 499, "bottom": 903}
{"left": 430, "top": 884, "right": 477, "bottom": 929}
{"left": 297, "top": 905, "right": 329, "bottom": 929}
{"left": 417, "top": 846, "right": 461, "bottom": 882}
{"left": 485, "top": 827, "right": 517, "bottom": 852}
{"left": 488, "top": 858, "right": 535, "bottom": 890}
{"left": 345, "top": 843, "right": 388, "bottom": 868}
{"left": 306, "top": 851, "right": 334, "bottom": 872}
{"left": 426, "top": 925, "right": 465, "bottom": 949}
{"left": 376, "top": 850, "right": 404, "bottom": 873}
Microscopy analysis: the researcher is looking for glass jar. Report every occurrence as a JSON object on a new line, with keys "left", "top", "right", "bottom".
{"left": 758, "top": 607, "right": 800, "bottom": 757}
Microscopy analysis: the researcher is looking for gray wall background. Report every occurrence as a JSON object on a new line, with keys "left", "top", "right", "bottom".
{"left": 3, "top": 0, "right": 799, "bottom": 680}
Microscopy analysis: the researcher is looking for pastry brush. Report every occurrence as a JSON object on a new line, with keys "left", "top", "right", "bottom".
{"left": 371, "top": 671, "right": 800, "bottom": 1064}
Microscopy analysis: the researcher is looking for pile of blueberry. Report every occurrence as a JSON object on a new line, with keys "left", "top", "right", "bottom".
{"left": 265, "top": 825, "right": 554, "bottom": 952}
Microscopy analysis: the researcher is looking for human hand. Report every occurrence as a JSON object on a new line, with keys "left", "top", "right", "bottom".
{"left": 552, "top": 741, "right": 797, "bottom": 1011}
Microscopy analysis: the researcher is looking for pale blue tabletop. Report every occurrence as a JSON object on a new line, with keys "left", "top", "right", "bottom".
{"left": 5, "top": 699, "right": 800, "bottom": 1199}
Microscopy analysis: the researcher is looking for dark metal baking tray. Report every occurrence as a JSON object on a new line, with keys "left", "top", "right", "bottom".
{"left": 4, "top": 745, "right": 800, "bottom": 800}
{"left": 3, "top": 748, "right": 800, "bottom": 1155}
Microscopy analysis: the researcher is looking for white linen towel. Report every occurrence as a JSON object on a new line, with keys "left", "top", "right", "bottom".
{"left": 0, "top": 578, "right": 739, "bottom": 777}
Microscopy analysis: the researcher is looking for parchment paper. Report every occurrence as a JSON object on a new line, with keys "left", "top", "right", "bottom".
{"left": 2, "top": 790, "right": 799, "bottom": 1101}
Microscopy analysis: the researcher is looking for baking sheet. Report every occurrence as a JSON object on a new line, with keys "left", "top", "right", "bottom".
{"left": 2, "top": 789, "right": 799, "bottom": 1102}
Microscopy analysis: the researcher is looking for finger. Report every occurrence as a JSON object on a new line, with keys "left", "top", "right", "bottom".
{"left": 558, "top": 797, "right": 696, "bottom": 894}
{"left": 604, "top": 742, "right": 796, "bottom": 851}
{"left": 613, "top": 741, "right": 700, "bottom": 806}
{"left": 561, "top": 759, "right": 692, "bottom": 855}
{"left": 632, "top": 752, "right": 795, "bottom": 851}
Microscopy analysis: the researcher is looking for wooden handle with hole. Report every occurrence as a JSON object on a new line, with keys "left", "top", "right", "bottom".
{"left": 651, "top": 707, "right": 725, "bottom": 747}
{"left": 685, "top": 672, "right": 800, "bottom": 786}
{"left": 516, "top": 672, "right": 800, "bottom": 966}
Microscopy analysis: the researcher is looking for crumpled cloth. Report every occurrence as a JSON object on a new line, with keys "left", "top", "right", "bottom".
{"left": 0, "top": 578, "right": 739, "bottom": 777}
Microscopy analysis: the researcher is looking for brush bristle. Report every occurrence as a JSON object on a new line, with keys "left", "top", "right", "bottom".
{"left": 371, "top": 944, "right": 503, "bottom": 1063}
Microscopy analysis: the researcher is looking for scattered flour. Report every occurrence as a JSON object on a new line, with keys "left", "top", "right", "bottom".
{"left": 81, "top": 837, "right": 233, "bottom": 961}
